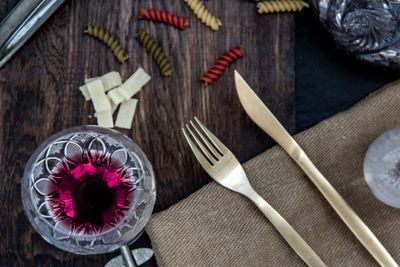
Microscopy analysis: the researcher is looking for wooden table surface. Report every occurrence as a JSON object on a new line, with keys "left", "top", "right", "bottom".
{"left": 0, "top": 0, "right": 294, "bottom": 266}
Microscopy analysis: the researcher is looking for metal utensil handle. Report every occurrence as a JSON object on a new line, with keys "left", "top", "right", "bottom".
{"left": 0, "top": 0, "right": 42, "bottom": 45}
{"left": 246, "top": 188, "right": 326, "bottom": 267}
{"left": 291, "top": 149, "right": 398, "bottom": 267}
{"left": 0, "top": 0, "right": 65, "bottom": 68}
{"left": 120, "top": 245, "right": 137, "bottom": 267}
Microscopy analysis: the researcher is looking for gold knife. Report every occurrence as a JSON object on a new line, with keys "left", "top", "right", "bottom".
{"left": 234, "top": 70, "right": 398, "bottom": 267}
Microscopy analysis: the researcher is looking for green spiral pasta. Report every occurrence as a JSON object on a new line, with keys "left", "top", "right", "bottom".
{"left": 85, "top": 24, "right": 129, "bottom": 63}
{"left": 184, "top": 0, "right": 222, "bottom": 31}
{"left": 257, "top": 0, "right": 309, "bottom": 14}
{"left": 136, "top": 29, "right": 173, "bottom": 76}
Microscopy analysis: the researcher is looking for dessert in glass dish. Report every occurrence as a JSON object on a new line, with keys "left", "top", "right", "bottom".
{"left": 21, "top": 126, "right": 156, "bottom": 257}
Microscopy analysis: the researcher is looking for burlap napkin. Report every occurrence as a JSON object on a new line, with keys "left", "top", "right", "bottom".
{"left": 146, "top": 80, "right": 400, "bottom": 266}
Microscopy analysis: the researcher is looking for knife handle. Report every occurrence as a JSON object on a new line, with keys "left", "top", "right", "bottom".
{"left": 291, "top": 146, "right": 398, "bottom": 267}
{"left": 247, "top": 189, "right": 326, "bottom": 267}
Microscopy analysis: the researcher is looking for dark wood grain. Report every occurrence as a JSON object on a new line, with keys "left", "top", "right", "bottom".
{"left": 0, "top": 0, "right": 294, "bottom": 266}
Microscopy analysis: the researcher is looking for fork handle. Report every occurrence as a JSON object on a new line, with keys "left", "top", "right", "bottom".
{"left": 246, "top": 189, "right": 326, "bottom": 267}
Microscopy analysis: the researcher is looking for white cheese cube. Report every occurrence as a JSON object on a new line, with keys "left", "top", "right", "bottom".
{"left": 85, "top": 77, "right": 99, "bottom": 83}
{"left": 80, "top": 77, "right": 100, "bottom": 101}
{"left": 101, "top": 71, "right": 122, "bottom": 92}
{"left": 79, "top": 85, "right": 91, "bottom": 101}
{"left": 107, "top": 88, "right": 124, "bottom": 105}
{"left": 115, "top": 99, "right": 138, "bottom": 129}
{"left": 87, "top": 79, "right": 111, "bottom": 113}
{"left": 94, "top": 98, "right": 119, "bottom": 118}
{"left": 111, "top": 101, "right": 118, "bottom": 115}
{"left": 117, "top": 68, "right": 150, "bottom": 100}
{"left": 96, "top": 111, "right": 114, "bottom": 128}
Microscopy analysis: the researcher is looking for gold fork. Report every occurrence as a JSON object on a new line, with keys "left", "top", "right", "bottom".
{"left": 182, "top": 117, "right": 326, "bottom": 267}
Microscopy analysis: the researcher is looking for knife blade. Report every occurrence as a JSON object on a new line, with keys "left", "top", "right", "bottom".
{"left": 234, "top": 70, "right": 398, "bottom": 267}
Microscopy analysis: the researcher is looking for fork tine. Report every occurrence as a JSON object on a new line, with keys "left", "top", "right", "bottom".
{"left": 194, "top": 116, "right": 226, "bottom": 155}
{"left": 190, "top": 120, "right": 221, "bottom": 160}
{"left": 182, "top": 128, "right": 213, "bottom": 168}
{"left": 185, "top": 124, "right": 217, "bottom": 165}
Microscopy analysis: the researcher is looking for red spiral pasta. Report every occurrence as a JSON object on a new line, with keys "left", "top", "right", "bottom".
{"left": 139, "top": 9, "right": 189, "bottom": 30}
{"left": 201, "top": 46, "right": 244, "bottom": 85}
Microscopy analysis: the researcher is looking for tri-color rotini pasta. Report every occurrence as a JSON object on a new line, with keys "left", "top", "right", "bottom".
{"left": 136, "top": 29, "right": 173, "bottom": 76}
{"left": 84, "top": 24, "right": 129, "bottom": 63}
{"left": 139, "top": 9, "right": 189, "bottom": 30}
{"left": 257, "top": 0, "right": 309, "bottom": 14}
{"left": 201, "top": 46, "right": 244, "bottom": 85}
{"left": 184, "top": 0, "right": 222, "bottom": 31}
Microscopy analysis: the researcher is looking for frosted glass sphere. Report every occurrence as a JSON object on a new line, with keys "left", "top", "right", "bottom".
{"left": 364, "top": 128, "right": 400, "bottom": 208}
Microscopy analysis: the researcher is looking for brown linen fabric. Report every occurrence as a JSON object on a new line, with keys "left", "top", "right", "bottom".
{"left": 146, "top": 81, "right": 400, "bottom": 267}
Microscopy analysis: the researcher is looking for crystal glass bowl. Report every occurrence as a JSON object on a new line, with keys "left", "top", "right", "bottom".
{"left": 21, "top": 126, "right": 156, "bottom": 254}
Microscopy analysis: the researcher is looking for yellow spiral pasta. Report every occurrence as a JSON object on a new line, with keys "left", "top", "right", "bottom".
{"left": 184, "top": 0, "right": 222, "bottom": 31}
{"left": 257, "top": 0, "right": 309, "bottom": 14}
{"left": 85, "top": 24, "right": 129, "bottom": 63}
{"left": 136, "top": 29, "right": 173, "bottom": 76}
